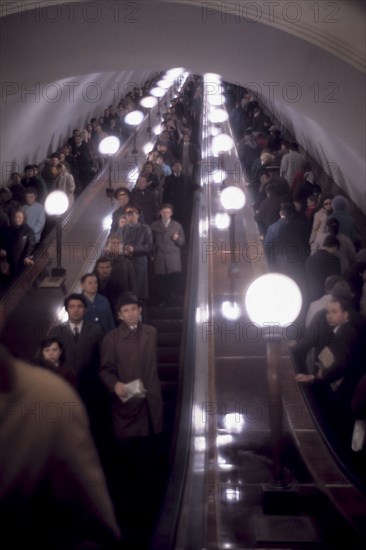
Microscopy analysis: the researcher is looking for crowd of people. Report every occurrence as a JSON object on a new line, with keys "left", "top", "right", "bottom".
{"left": 0, "top": 73, "right": 203, "bottom": 549}
{"left": 2, "top": 74, "right": 366, "bottom": 547}
{"left": 226, "top": 83, "right": 366, "bottom": 478}
{"left": 0, "top": 71, "right": 200, "bottom": 297}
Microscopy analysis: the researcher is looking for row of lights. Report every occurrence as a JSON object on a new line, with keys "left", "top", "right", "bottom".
{"left": 200, "top": 73, "right": 303, "bottom": 494}
{"left": 201, "top": 72, "right": 303, "bottom": 326}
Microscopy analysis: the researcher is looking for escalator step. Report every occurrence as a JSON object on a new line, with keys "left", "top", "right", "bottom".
{"left": 157, "top": 332, "right": 182, "bottom": 347}
{"left": 158, "top": 347, "right": 180, "bottom": 364}
{"left": 150, "top": 319, "right": 183, "bottom": 332}
{"left": 147, "top": 306, "right": 183, "bottom": 320}
{"left": 158, "top": 364, "right": 179, "bottom": 382}
{"left": 161, "top": 381, "right": 178, "bottom": 401}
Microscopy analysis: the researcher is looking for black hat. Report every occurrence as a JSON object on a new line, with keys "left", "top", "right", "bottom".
{"left": 116, "top": 292, "right": 139, "bottom": 310}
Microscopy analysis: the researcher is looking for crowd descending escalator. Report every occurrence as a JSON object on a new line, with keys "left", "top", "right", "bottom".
{"left": 0, "top": 72, "right": 203, "bottom": 550}
{"left": 3, "top": 71, "right": 366, "bottom": 550}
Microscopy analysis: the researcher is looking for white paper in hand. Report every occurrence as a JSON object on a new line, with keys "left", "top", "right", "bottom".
{"left": 119, "top": 379, "right": 146, "bottom": 403}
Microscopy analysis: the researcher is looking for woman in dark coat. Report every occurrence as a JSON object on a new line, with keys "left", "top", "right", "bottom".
{"left": 0, "top": 208, "right": 36, "bottom": 278}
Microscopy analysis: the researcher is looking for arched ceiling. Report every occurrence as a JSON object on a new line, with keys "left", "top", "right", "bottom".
{"left": 0, "top": 0, "right": 365, "bottom": 211}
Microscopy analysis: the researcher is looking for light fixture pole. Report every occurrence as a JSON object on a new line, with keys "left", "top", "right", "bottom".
{"left": 140, "top": 96, "right": 158, "bottom": 139}
{"left": 156, "top": 98, "right": 161, "bottom": 117}
{"left": 220, "top": 185, "right": 245, "bottom": 276}
{"left": 40, "top": 190, "right": 69, "bottom": 287}
{"left": 98, "top": 135, "right": 121, "bottom": 198}
{"left": 150, "top": 86, "right": 165, "bottom": 118}
{"left": 124, "top": 110, "right": 145, "bottom": 156}
{"left": 245, "top": 273, "right": 302, "bottom": 509}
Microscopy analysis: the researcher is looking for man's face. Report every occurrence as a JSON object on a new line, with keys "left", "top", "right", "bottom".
{"left": 126, "top": 210, "right": 139, "bottom": 225}
{"left": 260, "top": 174, "right": 270, "bottom": 186}
{"left": 137, "top": 177, "right": 148, "bottom": 190}
{"left": 326, "top": 301, "right": 348, "bottom": 328}
{"left": 118, "top": 216, "right": 128, "bottom": 228}
{"left": 50, "top": 157, "right": 59, "bottom": 166}
{"left": 118, "top": 303, "right": 141, "bottom": 326}
{"left": 173, "top": 163, "right": 182, "bottom": 174}
{"left": 95, "top": 261, "right": 112, "bottom": 280}
{"left": 25, "top": 193, "right": 36, "bottom": 205}
{"left": 25, "top": 168, "right": 33, "bottom": 178}
{"left": 161, "top": 208, "right": 173, "bottom": 221}
{"left": 81, "top": 276, "right": 98, "bottom": 296}
{"left": 14, "top": 211, "right": 24, "bottom": 226}
{"left": 323, "top": 199, "right": 333, "bottom": 211}
{"left": 66, "top": 299, "right": 86, "bottom": 323}
{"left": 117, "top": 193, "right": 129, "bottom": 206}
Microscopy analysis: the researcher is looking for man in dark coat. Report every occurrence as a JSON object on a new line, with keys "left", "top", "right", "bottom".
{"left": 130, "top": 175, "right": 160, "bottom": 226}
{"left": 305, "top": 235, "right": 342, "bottom": 303}
{"left": 48, "top": 293, "right": 103, "bottom": 378}
{"left": 73, "top": 134, "right": 94, "bottom": 188}
{"left": 99, "top": 292, "right": 163, "bottom": 545}
{"left": 47, "top": 293, "right": 108, "bottom": 450}
{"left": 177, "top": 134, "right": 200, "bottom": 179}
{"left": 109, "top": 187, "right": 131, "bottom": 234}
{"left": 94, "top": 256, "right": 126, "bottom": 313}
{"left": 99, "top": 291, "right": 163, "bottom": 439}
{"left": 119, "top": 205, "right": 153, "bottom": 303}
{"left": 264, "top": 202, "right": 310, "bottom": 288}
{"left": 21, "top": 164, "right": 48, "bottom": 204}
{"left": 163, "top": 159, "right": 196, "bottom": 235}
{"left": 254, "top": 183, "right": 282, "bottom": 238}
{"left": 151, "top": 203, "right": 185, "bottom": 305}
{"left": 295, "top": 297, "right": 364, "bottom": 433}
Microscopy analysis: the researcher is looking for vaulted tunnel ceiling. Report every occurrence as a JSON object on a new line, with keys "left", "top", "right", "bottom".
{"left": 0, "top": 0, "right": 365, "bottom": 211}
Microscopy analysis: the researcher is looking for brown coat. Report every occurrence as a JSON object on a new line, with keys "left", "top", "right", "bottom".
{"left": 151, "top": 218, "right": 185, "bottom": 275}
{"left": 0, "top": 351, "right": 120, "bottom": 548}
{"left": 100, "top": 322, "right": 163, "bottom": 438}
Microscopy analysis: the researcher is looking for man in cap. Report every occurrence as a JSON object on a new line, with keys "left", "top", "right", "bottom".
{"left": 99, "top": 291, "right": 163, "bottom": 545}
{"left": 119, "top": 205, "right": 153, "bottom": 307}
{"left": 100, "top": 291, "right": 162, "bottom": 440}
{"left": 109, "top": 187, "right": 131, "bottom": 234}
